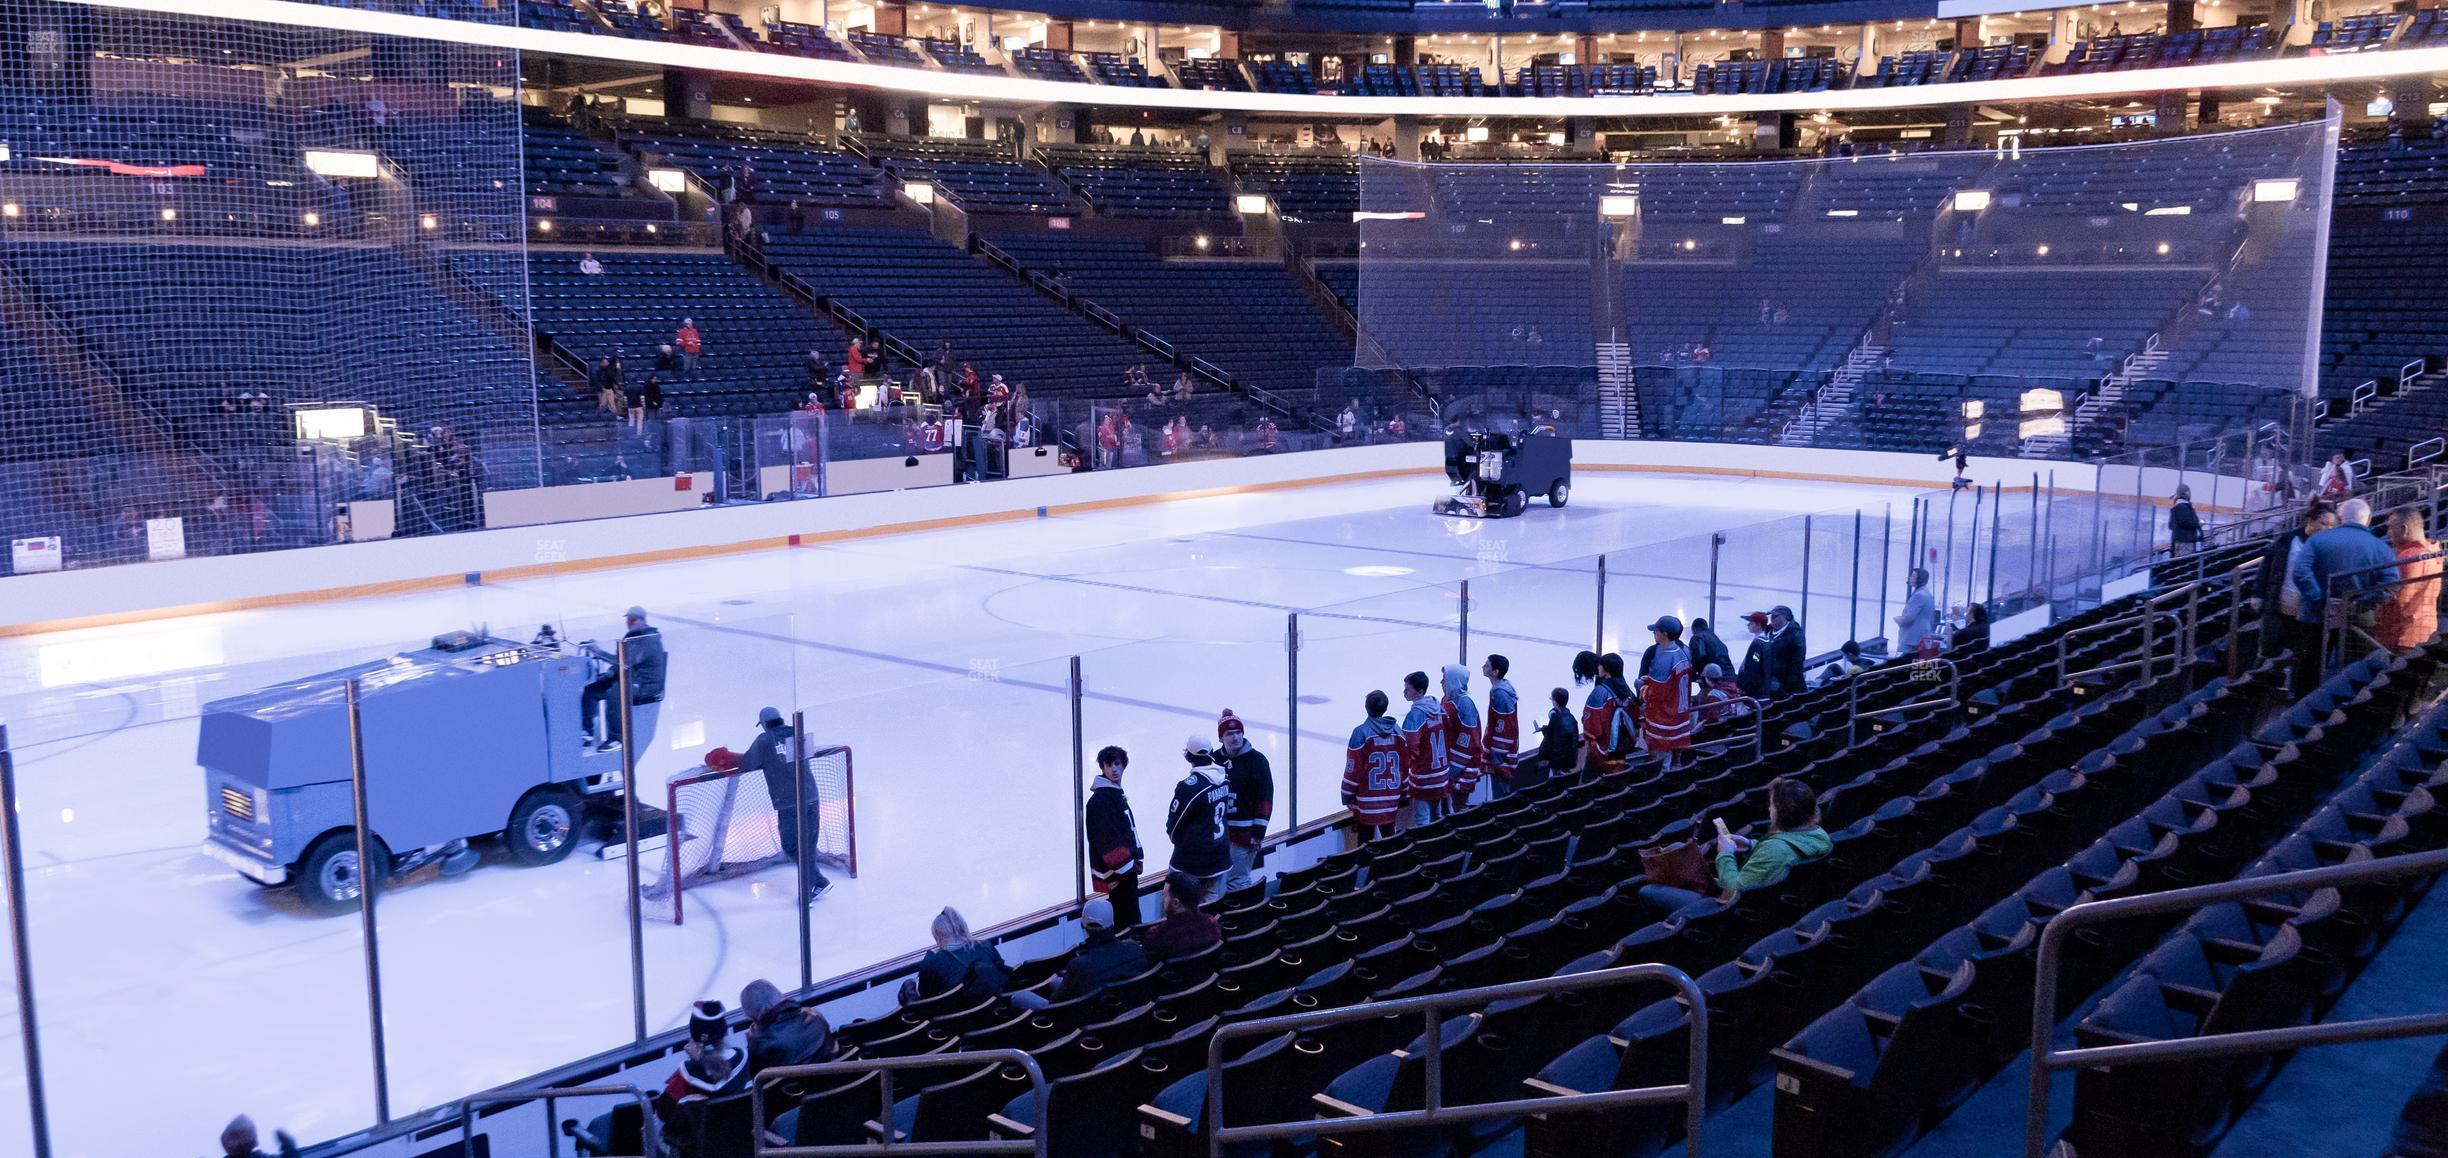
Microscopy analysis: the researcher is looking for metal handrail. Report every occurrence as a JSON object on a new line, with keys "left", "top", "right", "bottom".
{"left": 1692, "top": 693, "right": 1767, "bottom": 764}
{"left": 1201, "top": 963, "right": 1707, "bottom": 1157}
{"left": 2313, "top": 544, "right": 2447, "bottom": 681}
{"left": 2352, "top": 380, "right": 2379, "bottom": 415}
{"left": 2023, "top": 848, "right": 2448, "bottom": 1158}
{"left": 1845, "top": 657, "right": 1960, "bottom": 747}
{"left": 2414, "top": 437, "right": 2445, "bottom": 469}
{"left": 2402, "top": 358, "right": 2426, "bottom": 391}
{"left": 752, "top": 1049, "right": 1049, "bottom": 1157}
{"left": 2053, "top": 582, "right": 2199, "bottom": 686}
{"left": 459, "top": 1084, "right": 659, "bottom": 1158}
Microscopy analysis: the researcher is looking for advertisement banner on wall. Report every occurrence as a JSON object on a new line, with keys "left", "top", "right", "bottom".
{"left": 145, "top": 517, "right": 187, "bottom": 562}
{"left": 11, "top": 536, "right": 63, "bottom": 573}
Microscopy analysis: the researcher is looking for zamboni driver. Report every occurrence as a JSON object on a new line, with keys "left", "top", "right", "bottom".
{"left": 580, "top": 605, "right": 668, "bottom": 753}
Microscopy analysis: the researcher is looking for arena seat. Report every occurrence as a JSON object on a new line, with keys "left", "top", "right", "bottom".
{"left": 1043, "top": 147, "right": 1233, "bottom": 218}
{"left": 856, "top": 136, "right": 1079, "bottom": 215}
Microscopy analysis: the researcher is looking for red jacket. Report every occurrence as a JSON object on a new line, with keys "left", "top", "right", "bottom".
{"left": 1341, "top": 716, "right": 1403, "bottom": 824}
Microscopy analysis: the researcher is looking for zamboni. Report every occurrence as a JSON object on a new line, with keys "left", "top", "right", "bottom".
{"left": 1433, "top": 429, "right": 1572, "bottom": 518}
{"left": 197, "top": 632, "right": 657, "bottom": 914}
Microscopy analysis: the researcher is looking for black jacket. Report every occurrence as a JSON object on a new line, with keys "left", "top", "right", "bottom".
{"left": 1085, "top": 780, "right": 1142, "bottom": 885}
{"left": 620, "top": 624, "right": 667, "bottom": 703}
{"left": 1738, "top": 635, "right": 1772, "bottom": 698}
{"left": 1053, "top": 929, "right": 1148, "bottom": 1000}
{"left": 740, "top": 721, "right": 817, "bottom": 818}
{"left": 2169, "top": 501, "right": 2201, "bottom": 543}
{"left": 1166, "top": 762, "right": 1233, "bottom": 877}
{"left": 1689, "top": 627, "right": 1733, "bottom": 680}
{"left": 1536, "top": 705, "right": 1579, "bottom": 768}
{"left": 746, "top": 1000, "right": 837, "bottom": 1075}
{"left": 1221, "top": 746, "right": 1274, "bottom": 848}
{"left": 914, "top": 942, "right": 1009, "bottom": 1000}
{"left": 1767, "top": 625, "right": 1807, "bottom": 698}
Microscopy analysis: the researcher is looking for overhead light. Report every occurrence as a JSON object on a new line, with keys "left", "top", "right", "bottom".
{"left": 1721, "top": 215, "right": 1746, "bottom": 225}
{"left": 1826, "top": 208, "right": 1859, "bottom": 217}
{"left": 160, "top": 207, "right": 177, "bottom": 221}
{"left": 295, "top": 406, "right": 370, "bottom": 441}
{"left": 1, "top": 203, "right": 17, "bottom": 218}
{"left": 2155, "top": 242, "right": 2169, "bottom": 255}
{"left": 1599, "top": 194, "right": 1639, "bottom": 217}
{"left": 1953, "top": 189, "right": 1992, "bottom": 211}
{"left": 1682, "top": 239, "right": 1697, "bottom": 251}
{"left": 2035, "top": 244, "right": 2049, "bottom": 256}
{"left": 647, "top": 167, "right": 688, "bottom": 193}
{"left": 1466, "top": 126, "right": 1490, "bottom": 142}
{"left": 2144, "top": 205, "right": 2193, "bottom": 216}
{"left": 1508, "top": 238, "right": 1523, "bottom": 251}
{"left": 1235, "top": 193, "right": 1270, "bottom": 214}
{"left": 537, "top": 218, "right": 553, "bottom": 233}
{"left": 303, "top": 211, "right": 320, "bottom": 226}
{"left": 303, "top": 149, "right": 379, "bottom": 178}
{"left": 904, "top": 181, "right": 935, "bottom": 204}
{"left": 2253, "top": 178, "right": 2299, "bottom": 203}
{"left": 419, "top": 213, "right": 438, "bottom": 230}
{"left": 1194, "top": 234, "right": 1210, "bottom": 249}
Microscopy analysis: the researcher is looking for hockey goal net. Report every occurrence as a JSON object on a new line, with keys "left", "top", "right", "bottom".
{"left": 641, "top": 744, "right": 857, "bottom": 924}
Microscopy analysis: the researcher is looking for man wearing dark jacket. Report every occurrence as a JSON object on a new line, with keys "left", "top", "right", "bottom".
{"left": 740, "top": 708, "right": 830, "bottom": 901}
{"left": 1737, "top": 611, "right": 1775, "bottom": 699}
{"left": 1688, "top": 618, "right": 1732, "bottom": 684}
{"left": 581, "top": 606, "right": 667, "bottom": 752}
{"left": 1167, "top": 736, "right": 1234, "bottom": 903}
{"left": 2169, "top": 485, "right": 2202, "bottom": 554}
{"left": 1766, "top": 605, "right": 1807, "bottom": 699}
{"left": 1084, "top": 745, "right": 1143, "bottom": 931}
{"left": 1014, "top": 897, "right": 1148, "bottom": 1008}
{"left": 740, "top": 979, "right": 836, "bottom": 1076}
{"left": 1140, "top": 872, "right": 1222, "bottom": 963}
{"left": 1216, "top": 710, "right": 1273, "bottom": 893}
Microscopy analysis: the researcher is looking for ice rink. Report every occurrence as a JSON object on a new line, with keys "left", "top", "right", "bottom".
{"left": 0, "top": 468, "right": 1953, "bottom": 1156}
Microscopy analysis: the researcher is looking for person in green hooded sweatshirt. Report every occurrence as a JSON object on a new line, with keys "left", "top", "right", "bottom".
{"left": 1637, "top": 776, "right": 1832, "bottom": 917}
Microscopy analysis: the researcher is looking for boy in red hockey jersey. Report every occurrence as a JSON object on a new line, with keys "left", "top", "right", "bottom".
{"left": 1341, "top": 690, "right": 1404, "bottom": 843}
{"left": 1440, "top": 663, "right": 1484, "bottom": 807}
{"left": 1399, "top": 670, "right": 1451, "bottom": 824}
{"left": 1482, "top": 654, "right": 1521, "bottom": 798}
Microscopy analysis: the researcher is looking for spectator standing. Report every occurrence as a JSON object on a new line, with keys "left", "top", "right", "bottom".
{"left": 1481, "top": 655, "right": 1520, "bottom": 798}
{"left": 1441, "top": 664, "right": 1485, "bottom": 805}
{"left": 1572, "top": 651, "right": 1631, "bottom": 775}
{"left": 1096, "top": 412, "right": 1121, "bottom": 469}
{"left": 1338, "top": 400, "right": 1360, "bottom": 443}
{"left": 656, "top": 344, "right": 679, "bottom": 376}
{"left": 578, "top": 252, "right": 604, "bottom": 276}
{"left": 1216, "top": 710, "right": 1274, "bottom": 893}
{"left": 1635, "top": 617, "right": 1696, "bottom": 765}
{"left": 2377, "top": 508, "right": 2441, "bottom": 653}
{"left": 1254, "top": 415, "right": 1279, "bottom": 453}
{"left": 740, "top": 979, "right": 837, "bottom": 1076}
{"left": 1398, "top": 670, "right": 1452, "bottom": 823}
{"left": 591, "top": 355, "right": 623, "bottom": 416}
{"left": 805, "top": 349, "right": 829, "bottom": 390}
{"left": 2292, "top": 498, "right": 2402, "bottom": 676}
{"left": 219, "top": 1117, "right": 298, "bottom": 1158}
{"left": 1140, "top": 872, "right": 1222, "bottom": 963}
{"left": 845, "top": 337, "right": 868, "bottom": 379}
{"left": 2258, "top": 501, "right": 2337, "bottom": 674}
{"left": 1736, "top": 611, "right": 1775, "bottom": 700}
{"left": 904, "top": 907, "right": 1010, "bottom": 1004}
{"left": 1766, "top": 606, "right": 1807, "bottom": 698}
{"left": 1687, "top": 617, "right": 1731, "bottom": 682}
{"left": 738, "top": 707, "right": 831, "bottom": 902}
{"left": 1084, "top": 745, "right": 1144, "bottom": 930}
{"left": 631, "top": 374, "right": 663, "bottom": 434}
{"left": 1894, "top": 568, "right": 1939, "bottom": 655}
{"left": 2318, "top": 451, "right": 2357, "bottom": 500}
{"left": 1514, "top": 687, "right": 1578, "bottom": 792}
{"left": 674, "top": 319, "right": 702, "bottom": 372}
{"left": 1342, "top": 690, "right": 1405, "bottom": 842}
{"left": 1167, "top": 736, "right": 1234, "bottom": 903}
{"left": 2169, "top": 485, "right": 2202, "bottom": 555}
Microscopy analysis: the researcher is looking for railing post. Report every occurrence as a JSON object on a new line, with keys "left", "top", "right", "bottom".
{"left": 792, "top": 709, "right": 814, "bottom": 992}
{"left": 1940, "top": 489, "right": 1959, "bottom": 618}
{"left": 1987, "top": 480, "right": 2004, "bottom": 608}
{"left": 1879, "top": 503, "right": 1893, "bottom": 639}
{"left": 1458, "top": 579, "right": 1471, "bottom": 666}
{"left": 1071, "top": 656, "right": 1088, "bottom": 905}
{"left": 0, "top": 728, "right": 51, "bottom": 1158}
{"left": 1850, "top": 510, "right": 1864, "bottom": 646}
{"left": 344, "top": 678, "right": 393, "bottom": 1123}
{"left": 617, "top": 639, "right": 648, "bottom": 1044}
{"left": 1596, "top": 553, "right": 1609, "bottom": 653}
{"left": 1705, "top": 538, "right": 1721, "bottom": 641}
{"left": 1799, "top": 514, "right": 1814, "bottom": 639}
{"left": 2027, "top": 474, "right": 2041, "bottom": 606}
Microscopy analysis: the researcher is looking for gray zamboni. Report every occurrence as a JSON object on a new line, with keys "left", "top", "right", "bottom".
{"left": 198, "top": 632, "right": 658, "bottom": 914}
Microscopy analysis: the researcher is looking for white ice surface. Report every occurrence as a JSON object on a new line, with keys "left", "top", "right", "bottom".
{"left": 0, "top": 470, "right": 1928, "bottom": 1157}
